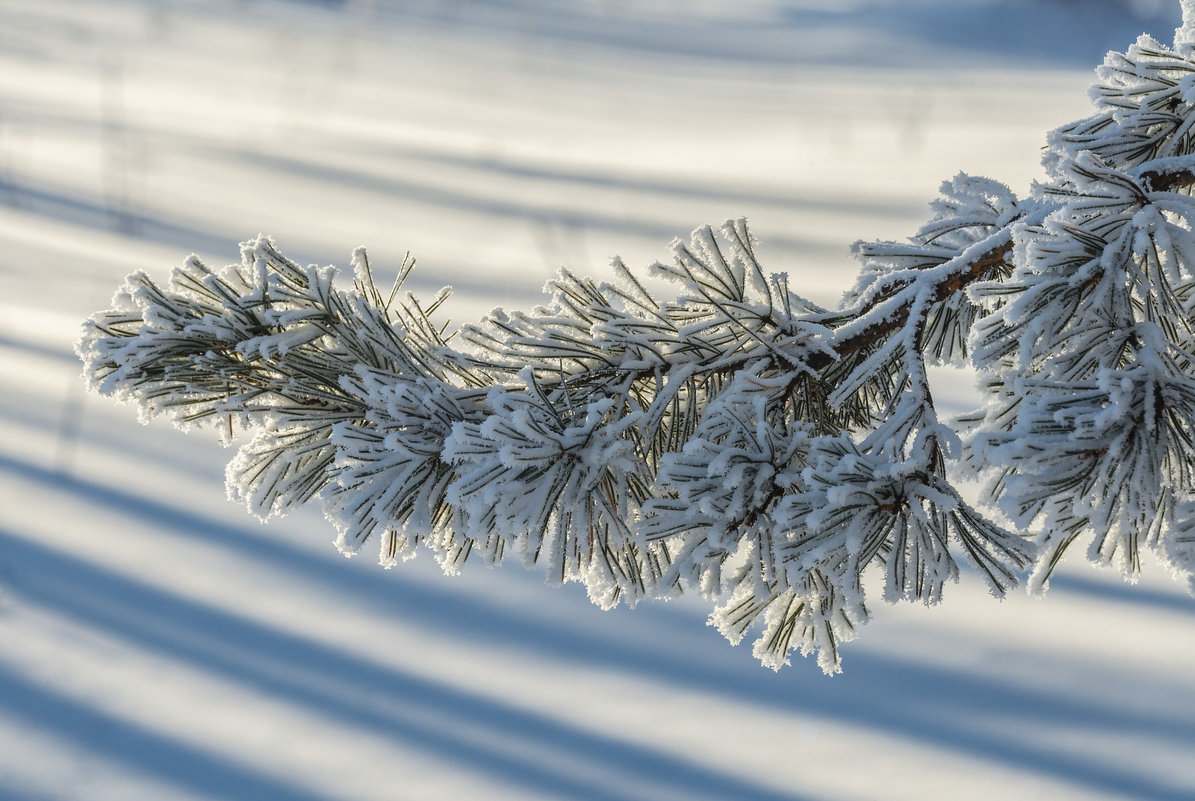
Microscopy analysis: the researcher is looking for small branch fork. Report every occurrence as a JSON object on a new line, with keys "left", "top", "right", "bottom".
{"left": 819, "top": 162, "right": 1195, "bottom": 377}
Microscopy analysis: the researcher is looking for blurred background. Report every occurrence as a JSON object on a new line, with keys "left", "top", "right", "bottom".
{"left": 1, "top": 1, "right": 1193, "bottom": 800}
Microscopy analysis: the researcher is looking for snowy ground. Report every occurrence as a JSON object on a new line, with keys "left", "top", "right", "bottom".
{"left": 1, "top": 1, "right": 1194, "bottom": 799}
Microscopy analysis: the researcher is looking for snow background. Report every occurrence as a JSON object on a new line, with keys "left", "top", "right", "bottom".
{"left": 1, "top": 1, "right": 1193, "bottom": 799}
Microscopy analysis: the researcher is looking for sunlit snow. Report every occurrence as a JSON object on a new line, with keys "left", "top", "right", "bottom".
{"left": 1, "top": 1, "right": 1193, "bottom": 800}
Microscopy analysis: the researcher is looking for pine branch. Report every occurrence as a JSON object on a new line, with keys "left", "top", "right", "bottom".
{"left": 77, "top": 13, "right": 1195, "bottom": 673}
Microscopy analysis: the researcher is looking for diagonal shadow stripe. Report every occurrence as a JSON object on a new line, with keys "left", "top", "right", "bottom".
{"left": 0, "top": 526, "right": 814, "bottom": 801}
{"left": 0, "top": 665, "right": 347, "bottom": 801}
{"left": 2, "top": 451, "right": 1194, "bottom": 801}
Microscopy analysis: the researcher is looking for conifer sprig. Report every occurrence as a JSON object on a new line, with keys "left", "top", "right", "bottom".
{"left": 80, "top": 11, "right": 1195, "bottom": 672}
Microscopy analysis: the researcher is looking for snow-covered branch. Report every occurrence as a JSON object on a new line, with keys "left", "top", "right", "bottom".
{"left": 79, "top": 14, "right": 1195, "bottom": 673}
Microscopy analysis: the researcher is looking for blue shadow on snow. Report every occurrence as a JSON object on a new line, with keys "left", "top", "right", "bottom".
{"left": 2, "top": 452, "right": 1194, "bottom": 801}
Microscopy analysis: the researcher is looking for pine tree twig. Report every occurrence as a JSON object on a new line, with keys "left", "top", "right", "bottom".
{"left": 76, "top": 17, "right": 1195, "bottom": 673}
